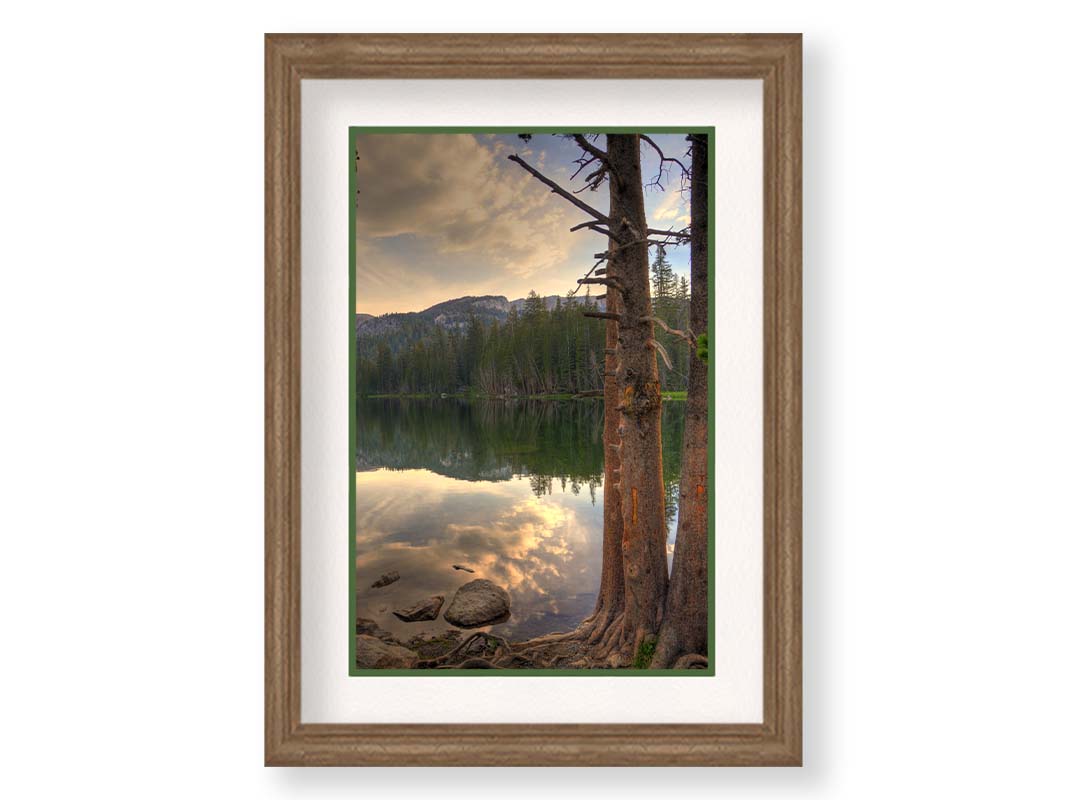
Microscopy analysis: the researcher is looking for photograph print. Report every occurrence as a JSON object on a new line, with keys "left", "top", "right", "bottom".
{"left": 350, "top": 130, "right": 713, "bottom": 674}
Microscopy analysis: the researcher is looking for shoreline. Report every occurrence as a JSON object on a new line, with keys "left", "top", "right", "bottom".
{"left": 357, "top": 391, "right": 688, "bottom": 402}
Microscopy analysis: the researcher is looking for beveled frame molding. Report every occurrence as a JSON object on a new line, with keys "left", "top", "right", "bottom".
{"left": 265, "top": 33, "right": 801, "bottom": 766}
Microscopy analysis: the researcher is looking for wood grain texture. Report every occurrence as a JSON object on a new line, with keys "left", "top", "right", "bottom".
{"left": 264, "top": 33, "right": 802, "bottom": 766}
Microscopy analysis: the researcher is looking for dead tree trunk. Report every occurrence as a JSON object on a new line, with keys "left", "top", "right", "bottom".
{"left": 578, "top": 241, "right": 626, "bottom": 643}
{"left": 507, "top": 136, "right": 676, "bottom": 666}
{"left": 605, "top": 134, "right": 669, "bottom": 663}
{"left": 652, "top": 133, "right": 709, "bottom": 668}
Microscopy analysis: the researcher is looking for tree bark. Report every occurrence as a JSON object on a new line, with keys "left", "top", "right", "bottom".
{"left": 652, "top": 133, "right": 709, "bottom": 668}
{"left": 504, "top": 135, "right": 669, "bottom": 666}
{"left": 607, "top": 134, "right": 669, "bottom": 662}
{"left": 579, "top": 241, "right": 626, "bottom": 644}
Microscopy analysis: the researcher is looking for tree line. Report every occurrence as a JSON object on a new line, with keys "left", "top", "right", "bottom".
{"left": 355, "top": 277, "right": 691, "bottom": 396}
{"left": 355, "top": 395, "right": 686, "bottom": 527}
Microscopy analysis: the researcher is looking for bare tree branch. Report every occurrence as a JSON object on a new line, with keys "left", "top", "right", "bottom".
{"left": 647, "top": 338, "right": 674, "bottom": 371}
{"left": 593, "top": 234, "right": 686, "bottom": 263}
{"left": 576, "top": 258, "right": 607, "bottom": 287}
{"left": 590, "top": 225, "right": 617, "bottom": 239}
{"left": 640, "top": 134, "right": 689, "bottom": 175}
{"left": 641, "top": 316, "right": 697, "bottom": 348}
{"left": 560, "top": 134, "right": 614, "bottom": 192}
{"left": 570, "top": 220, "right": 619, "bottom": 241}
{"left": 569, "top": 152, "right": 601, "bottom": 184}
{"left": 646, "top": 225, "right": 691, "bottom": 241}
{"left": 578, "top": 277, "right": 622, "bottom": 290}
{"left": 640, "top": 134, "right": 691, "bottom": 191}
{"left": 570, "top": 134, "right": 609, "bottom": 163}
{"left": 583, "top": 311, "right": 622, "bottom": 321}
{"left": 574, "top": 164, "right": 610, "bottom": 194}
{"left": 507, "top": 154, "right": 608, "bottom": 223}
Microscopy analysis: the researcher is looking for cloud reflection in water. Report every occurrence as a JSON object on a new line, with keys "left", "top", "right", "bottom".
{"left": 355, "top": 469, "right": 603, "bottom": 641}
{"left": 353, "top": 397, "right": 683, "bottom": 646}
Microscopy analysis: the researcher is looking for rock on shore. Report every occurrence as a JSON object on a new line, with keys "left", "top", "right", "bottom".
{"left": 355, "top": 617, "right": 400, "bottom": 643}
{"left": 354, "top": 634, "right": 419, "bottom": 669}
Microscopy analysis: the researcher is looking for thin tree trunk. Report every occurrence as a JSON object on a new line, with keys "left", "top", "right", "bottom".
{"left": 578, "top": 241, "right": 625, "bottom": 644}
{"left": 652, "top": 133, "right": 709, "bottom": 669}
{"left": 608, "top": 134, "right": 669, "bottom": 662}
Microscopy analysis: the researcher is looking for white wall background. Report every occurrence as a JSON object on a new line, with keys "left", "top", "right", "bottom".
{"left": 1, "top": 1, "right": 1064, "bottom": 797}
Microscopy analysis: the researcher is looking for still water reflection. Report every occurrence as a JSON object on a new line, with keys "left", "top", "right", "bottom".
{"left": 354, "top": 398, "right": 682, "bottom": 641}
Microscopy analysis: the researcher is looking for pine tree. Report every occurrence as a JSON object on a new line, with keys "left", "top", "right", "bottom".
{"left": 651, "top": 245, "right": 674, "bottom": 308}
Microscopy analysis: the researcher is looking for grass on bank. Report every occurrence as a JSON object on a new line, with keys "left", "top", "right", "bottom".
{"left": 632, "top": 637, "right": 658, "bottom": 669}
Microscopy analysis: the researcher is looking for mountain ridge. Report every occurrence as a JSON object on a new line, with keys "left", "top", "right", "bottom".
{"left": 355, "top": 293, "right": 606, "bottom": 337}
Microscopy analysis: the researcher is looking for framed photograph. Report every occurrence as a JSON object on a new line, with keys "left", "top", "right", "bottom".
{"left": 265, "top": 34, "right": 801, "bottom": 766}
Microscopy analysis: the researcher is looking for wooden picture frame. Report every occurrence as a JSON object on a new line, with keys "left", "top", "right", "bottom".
{"left": 265, "top": 33, "right": 802, "bottom": 766}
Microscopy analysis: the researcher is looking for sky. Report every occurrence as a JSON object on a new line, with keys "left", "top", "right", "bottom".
{"left": 354, "top": 132, "right": 694, "bottom": 316}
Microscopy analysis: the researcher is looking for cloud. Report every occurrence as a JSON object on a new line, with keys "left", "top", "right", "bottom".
{"left": 352, "top": 132, "right": 697, "bottom": 314}
{"left": 356, "top": 134, "right": 589, "bottom": 281}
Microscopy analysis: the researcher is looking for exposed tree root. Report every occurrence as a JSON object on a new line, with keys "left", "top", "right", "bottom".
{"left": 399, "top": 621, "right": 706, "bottom": 670}
{"left": 672, "top": 654, "right": 708, "bottom": 670}
{"left": 502, "top": 608, "right": 641, "bottom": 669}
{"left": 416, "top": 631, "right": 510, "bottom": 669}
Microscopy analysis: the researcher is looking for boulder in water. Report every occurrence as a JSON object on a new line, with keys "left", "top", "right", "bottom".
{"left": 393, "top": 595, "right": 445, "bottom": 622}
{"left": 443, "top": 579, "right": 511, "bottom": 628}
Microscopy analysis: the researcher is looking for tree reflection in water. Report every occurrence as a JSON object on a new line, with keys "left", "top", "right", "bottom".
{"left": 354, "top": 397, "right": 683, "bottom": 641}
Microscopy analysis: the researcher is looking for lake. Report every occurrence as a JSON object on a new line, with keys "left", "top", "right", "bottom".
{"left": 354, "top": 397, "right": 683, "bottom": 642}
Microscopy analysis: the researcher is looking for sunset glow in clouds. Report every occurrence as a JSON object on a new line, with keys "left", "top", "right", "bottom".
{"left": 354, "top": 132, "right": 693, "bottom": 316}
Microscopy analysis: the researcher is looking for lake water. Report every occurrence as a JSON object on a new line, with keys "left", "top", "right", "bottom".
{"left": 354, "top": 397, "right": 683, "bottom": 642}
